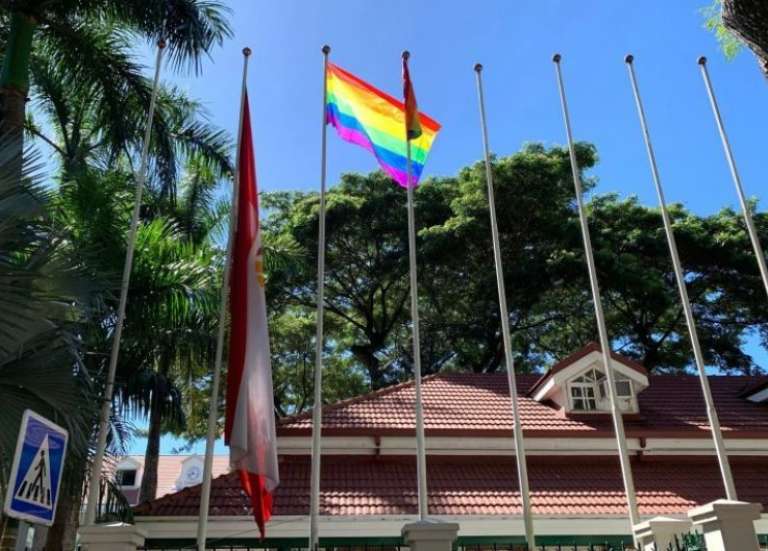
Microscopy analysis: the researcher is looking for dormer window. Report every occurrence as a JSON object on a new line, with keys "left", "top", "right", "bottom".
{"left": 529, "top": 343, "right": 649, "bottom": 416}
{"left": 570, "top": 369, "right": 602, "bottom": 411}
{"left": 568, "top": 368, "right": 635, "bottom": 413}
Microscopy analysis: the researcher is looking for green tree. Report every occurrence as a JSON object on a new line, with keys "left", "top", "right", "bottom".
{"left": 0, "top": 0, "right": 231, "bottom": 156}
{"left": 0, "top": 144, "right": 99, "bottom": 547}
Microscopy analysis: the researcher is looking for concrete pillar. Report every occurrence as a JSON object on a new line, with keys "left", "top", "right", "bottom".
{"left": 633, "top": 516, "right": 693, "bottom": 551}
{"left": 79, "top": 522, "right": 147, "bottom": 551}
{"left": 402, "top": 520, "right": 460, "bottom": 551}
{"left": 688, "top": 499, "right": 763, "bottom": 551}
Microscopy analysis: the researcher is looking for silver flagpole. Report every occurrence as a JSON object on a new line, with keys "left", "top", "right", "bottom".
{"left": 309, "top": 44, "right": 331, "bottom": 551}
{"left": 698, "top": 56, "right": 768, "bottom": 300}
{"left": 402, "top": 50, "right": 429, "bottom": 522}
{"left": 473, "top": 63, "right": 535, "bottom": 551}
{"left": 84, "top": 39, "right": 166, "bottom": 526}
{"left": 625, "top": 55, "right": 738, "bottom": 500}
{"left": 552, "top": 54, "right": 641, "bottom": 530}
{"left": 196, "top": 48, "right": 252, "bottom": 551}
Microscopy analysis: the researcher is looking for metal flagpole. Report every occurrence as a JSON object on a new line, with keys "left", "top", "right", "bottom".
{"left": 473, "top": 63, "right": 536, "bottom": 551}
{"left": 309, "top": 44, "right": 331, "bottom": 551}
{"left": 552, "top": 54, "right": 641, "bottom": 529}
{"left": 196, "top": 47, "right": 252, "bottom": 551}
{"left": 698, "top": 56, "right": 768, "bottom": 300}
{"left": 402, "top": 50, "right": 429, "bottom": 521}
{"left": 625, "top": 55, "right": 738, "bottom": 500}
{"left": 84, "top": 39, "right": 166, "bottom": 526}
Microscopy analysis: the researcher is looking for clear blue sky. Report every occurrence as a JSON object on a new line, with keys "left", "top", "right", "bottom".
{"left": 128, "top": 0, "right": 768, "bottom": 454}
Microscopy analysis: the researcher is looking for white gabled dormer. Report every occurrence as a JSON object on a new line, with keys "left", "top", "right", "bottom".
{"left": 528, "top": 342, "right": 649, "bottom": 415}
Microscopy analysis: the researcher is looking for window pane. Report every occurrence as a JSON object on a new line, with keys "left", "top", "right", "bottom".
{"left": 573, "top": 398, "right": 585, "bottom": 410}
{"left": 117, "top": 469, "right": 137, "bottom": 486}
{"left": 615, "top": 380, "right": 632, "bottom": 397}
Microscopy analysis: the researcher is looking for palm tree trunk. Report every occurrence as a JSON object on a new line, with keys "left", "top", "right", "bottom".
{"left": 41, "top": 489, "right": 79, "bottom": 551}
{"left": 0, "top": 517, "right": 19, "bottom": 551}
{"left": 41, "top": 451, "right": 85, "bottom": 551}
{"left": 139, "top": 391, "right": 162, "bottom": 503}
{"left": 0, "top": 11, "right": 35, "bottom": 157}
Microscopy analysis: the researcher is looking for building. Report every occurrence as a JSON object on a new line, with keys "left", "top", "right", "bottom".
{"left": 127, "top": 343, "right": 768, "bottom": 549}
{"left": 112, "top": 454, "right": 230, "bottom": 507}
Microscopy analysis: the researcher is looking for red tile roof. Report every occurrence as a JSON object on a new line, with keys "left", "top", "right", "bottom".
{"left": 133, "top": 455, "right": 768, "bottom": 518}
{"left": 277, "top": 373, "right": 768, "bottom": 437}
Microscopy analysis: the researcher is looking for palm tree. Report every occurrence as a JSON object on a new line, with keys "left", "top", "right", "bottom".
{"left": 115, "top": 218, "right": 219, "bottom": 502}
{"left": 0, "top": 0, "right": 231, "bottom": 157}
{"left": 27, "top": 24, "right": 232, "bottom": 201}
{"left": 0, "top": 142, "right": 97, "bottom": 546}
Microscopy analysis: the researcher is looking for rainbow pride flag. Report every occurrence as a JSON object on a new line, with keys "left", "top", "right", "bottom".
{"left": 326, "top": 63, "right": 441, "bottom": 188}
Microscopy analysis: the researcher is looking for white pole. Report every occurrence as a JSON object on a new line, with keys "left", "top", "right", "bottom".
{"left": 473, "top": 63, "right": 536, "bottom": 551}
{"left": 84, "top": 40, "right": 166, "bottom": 526}
{"left": 698, "top": 56, "right": 768, "bottom": 300}
{"left": 552, "top": 54, "right": 641, "bottom": 529}
{"left": 402, "top": 50, "right": 429, "bottom": 522}
{"left": 195, "top": 48, "right": 251, "bottom": 551}
{"left": 625, "top": 55, "right": 738, "bottom": 500}
{"left": 309, "top": 44, "right": 331, "bottom": 551}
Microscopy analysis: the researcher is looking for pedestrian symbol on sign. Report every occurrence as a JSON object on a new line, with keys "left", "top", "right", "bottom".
{"left": 3, "top": 410, "right": 68, "bottom": 526}
{"left": 15, "top": 435, "right": 53, "bottom": 509}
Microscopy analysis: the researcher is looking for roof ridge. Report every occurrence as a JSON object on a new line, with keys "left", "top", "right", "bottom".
{"left": 278, "top": 373, "right": 443, "bottom": 426}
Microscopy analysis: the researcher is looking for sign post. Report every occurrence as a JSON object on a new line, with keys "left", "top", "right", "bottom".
{"left": 4, "top": 410, "right": 68, "bottom": 526}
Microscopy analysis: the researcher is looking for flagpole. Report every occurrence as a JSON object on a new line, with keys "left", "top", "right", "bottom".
{"left": 84, "top": 39, "right": 166, "bottom": 526}
{"left": 195, "top": 47, "right": 251, "bottom": 551}
{"left": 473, "top": 63, "right": 536, "bottom": 551}
{"left": 697, "top": 56, "right": 768, "bottom": 301}
{"left": 402, "top": 50, "right": 430, "bottom": 522}
{"left": 552, "top": 54, "right": 641, "bottom": 530}
{"left": 309, "top": 44, "right": 331, "bottom": 551}
{"left": 625, "top": 55, "right": 738, "bottom": 500}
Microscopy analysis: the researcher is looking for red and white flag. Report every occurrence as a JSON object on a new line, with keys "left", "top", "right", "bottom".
{"left": 224, "top": 91, "right": 279, "bottom": 538}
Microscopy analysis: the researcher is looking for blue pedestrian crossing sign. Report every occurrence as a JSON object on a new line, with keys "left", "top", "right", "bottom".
{"left": 3, "top": 410, "right": 68, "bottom": 526}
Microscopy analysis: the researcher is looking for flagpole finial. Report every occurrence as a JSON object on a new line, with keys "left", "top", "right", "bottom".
{"left": 243, "top": 47, "right": 252, "bottom": 57}
{"left": 402, "top": 50, "right": 410, "bottom": 61}
{"left": 322, "top": 45, "right": 331, "bottom": 55}
{"left": 625, "top": 54, "right": 634, "bottom": 64}
{"left": 158, "top": 39, "right": 166, "bottom": 49}
{"left": 474, "top": 63, "right": 483, "bottom": 73}
{"left": 698, "top": 56, "right": 708, "bottom": 65}
{"left": 552, "top": 53, "right": 562, "bottom": 63}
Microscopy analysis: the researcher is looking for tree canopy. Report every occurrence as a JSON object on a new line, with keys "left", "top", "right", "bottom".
{"left": 263, "top": 143, "right": 768, "bottom": 403}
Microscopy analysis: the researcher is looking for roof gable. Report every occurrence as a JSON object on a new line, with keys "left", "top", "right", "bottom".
{"left": 527, "top": 342, "right": 649, "bottom": 398}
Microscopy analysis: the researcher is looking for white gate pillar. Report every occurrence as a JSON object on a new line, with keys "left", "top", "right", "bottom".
{"left": 79, "top": 522, "right": 147, "bottom": 551}
{"left": 402, "top": 520, "right": 459, "bottom": 551}
{"left": 633, "top": 516, "right": 693, "bottom": 551}
{"left": 688, "top": 499, "right": 762, "bottom": 551}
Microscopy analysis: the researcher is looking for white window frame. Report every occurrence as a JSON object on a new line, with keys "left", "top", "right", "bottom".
{"left": 569, "top": 381, "right": 598, "bottom": 411}
{"left": 568, "top": 368, "right": 635, "bottom": 413}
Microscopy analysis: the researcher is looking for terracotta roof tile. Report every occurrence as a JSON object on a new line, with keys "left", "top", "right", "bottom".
{"left": 278, "top": 373, "right": 768, "bottom": 436}
{"left": 133, "top": 455, "right": 768, "bottom": 518}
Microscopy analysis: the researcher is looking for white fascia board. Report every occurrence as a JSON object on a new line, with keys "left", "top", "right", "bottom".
{"left": 643, "top": 438, "right": 768, "bottom": 454}
{"left": 136, "top": 513, "right": 768, "bottom": 538}
{"left": 278, "top": 435, "right": 768, "bottom": 455}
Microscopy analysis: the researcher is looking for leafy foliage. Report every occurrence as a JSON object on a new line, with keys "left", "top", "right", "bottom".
{"left": 702, "top": 0, "right": 744, "bottom": 59}
{"left": 262, "top": 143, "right": 768, "bottom": 399}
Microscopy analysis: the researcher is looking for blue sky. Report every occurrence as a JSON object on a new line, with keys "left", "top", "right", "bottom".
{"left": 127, "top": 0, "right": 768, "bottom": 454}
